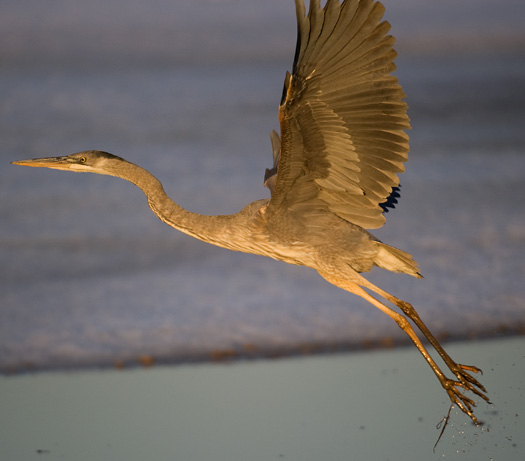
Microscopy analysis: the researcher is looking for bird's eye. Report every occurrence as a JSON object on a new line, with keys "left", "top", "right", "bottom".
{"left": 80, "top": 157, "right": 87, "bottom": 163}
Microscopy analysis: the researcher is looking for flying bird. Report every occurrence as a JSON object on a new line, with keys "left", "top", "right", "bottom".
{"left": 13, "top": 0, "right": 489, "bottom": 422}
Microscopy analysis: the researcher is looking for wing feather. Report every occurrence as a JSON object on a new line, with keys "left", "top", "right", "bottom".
{"left": 266, "top": 0, "right": 409, "bottom": 229}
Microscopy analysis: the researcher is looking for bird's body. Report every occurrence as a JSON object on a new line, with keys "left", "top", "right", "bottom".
{"left": 13, "top": 0, "right": 489, "bottom": 423}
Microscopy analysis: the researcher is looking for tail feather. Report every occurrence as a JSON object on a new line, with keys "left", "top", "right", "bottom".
{"left": 373, "top": 242, "right": 422, "bottom": 278}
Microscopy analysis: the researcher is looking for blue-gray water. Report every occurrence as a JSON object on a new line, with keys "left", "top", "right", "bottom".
{"left": 1, "top": 0, "right": 525, "bottom": 372}
{"left": 1, "top": 337, "right": 523, "bottom": 461}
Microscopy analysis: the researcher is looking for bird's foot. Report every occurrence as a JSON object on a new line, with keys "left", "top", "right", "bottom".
{"left": 443, "top": 364, "right": 490, "bottom": 424}
{"left": 453, "top": 363, "right": 491, "bottom": 402}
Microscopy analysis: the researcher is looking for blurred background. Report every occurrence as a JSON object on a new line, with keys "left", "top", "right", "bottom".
{"left": 1, "top": 0, "right": 524, "bottom": 371}
{"left": 1, "top": 1, "right": 524, "bottom": 460}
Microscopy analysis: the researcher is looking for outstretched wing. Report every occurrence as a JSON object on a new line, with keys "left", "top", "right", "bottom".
{"left": 266, "top": 0, "right": 410, "bottom": 229}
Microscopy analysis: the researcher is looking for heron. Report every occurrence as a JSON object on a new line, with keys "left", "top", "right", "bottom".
{"left": 13, "top": 0, "right": 489, "bottom": 422}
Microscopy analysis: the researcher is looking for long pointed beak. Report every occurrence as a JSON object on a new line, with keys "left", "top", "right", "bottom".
{"left": 11, "top": 156, "right": 77, "bottom": 171}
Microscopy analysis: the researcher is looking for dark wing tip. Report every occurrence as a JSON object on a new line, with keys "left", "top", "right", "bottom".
{"left": 379, "top": 185, "right": 401, "bottom": 213}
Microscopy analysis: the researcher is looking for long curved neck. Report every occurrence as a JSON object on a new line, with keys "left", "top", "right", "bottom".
{"left": 112, "top": 160, "right": 265, "bottom": 253}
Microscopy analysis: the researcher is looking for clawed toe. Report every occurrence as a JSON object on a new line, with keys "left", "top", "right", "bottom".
{"left": 458, "top": 363, "right": 483, "bottom": 375}
{"left": 445, "top": 380, "right": 479, "bottom": 423}
{"left": 451, "top": 364, "right": 491, "bottom": 403}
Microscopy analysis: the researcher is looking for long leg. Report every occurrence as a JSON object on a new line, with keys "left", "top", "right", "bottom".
{"left": 357, "top": 275, "right": 490, "bottom": 403}
{"left": 318, "top": 270, "right": 489, "bottom": 423}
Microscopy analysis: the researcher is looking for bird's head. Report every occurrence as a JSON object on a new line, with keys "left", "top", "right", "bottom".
{"left": 12, "top": 151, "right": 127, "bottom": 177}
